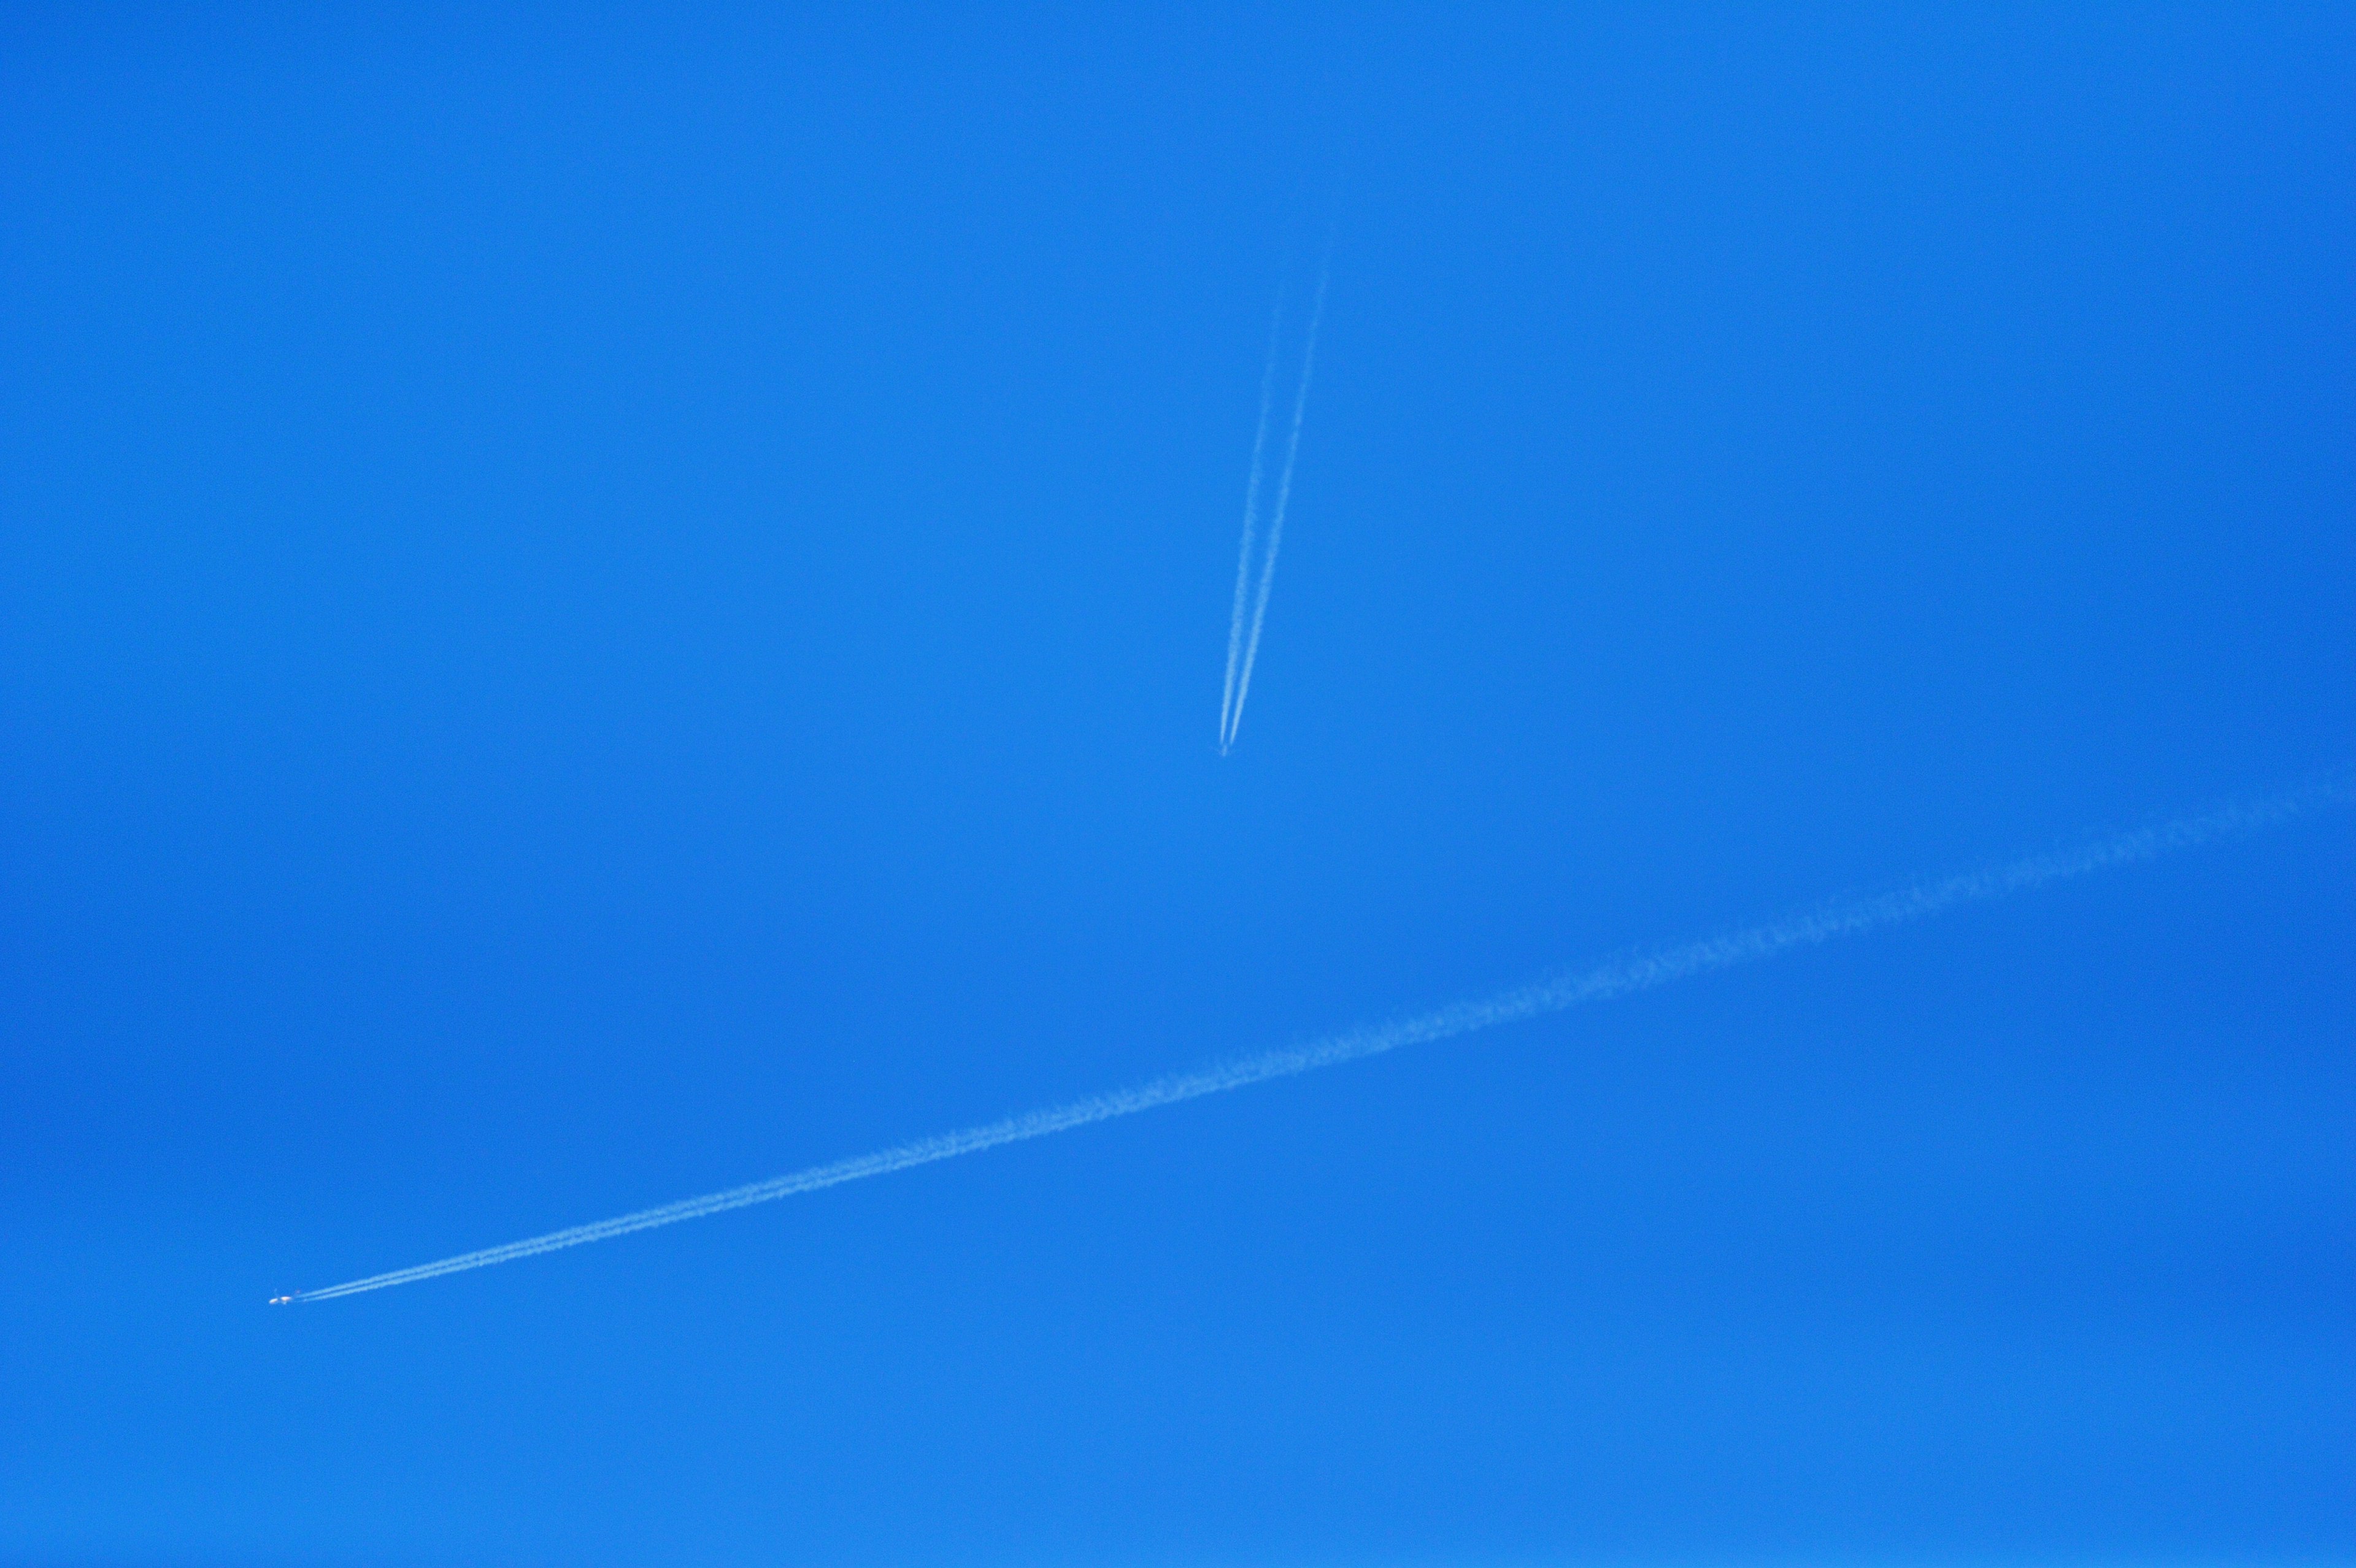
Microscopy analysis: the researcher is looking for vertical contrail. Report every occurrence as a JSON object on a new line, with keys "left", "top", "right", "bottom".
{"left": 276, "top": 767, "right": 2353, "bottom": 1304}
{"left": 1218, "top": 239, "right": 1333, "bottom": 756}
{"left": 1223, "top": 251, "right": 1330, "bottom": 755}
{"left": 1218, "top": 303, "right": 1286, "bottom": 751}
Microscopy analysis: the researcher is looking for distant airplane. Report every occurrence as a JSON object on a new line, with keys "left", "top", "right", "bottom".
{"left": 268, "top": 1295, "right": 296, "bottom": 1305}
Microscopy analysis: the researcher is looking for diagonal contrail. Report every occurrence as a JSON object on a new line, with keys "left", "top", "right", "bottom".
{"left": 1223, "top": 250, "right": 1330, "bottom": 755}
{"left": 1218, "top": 301, "right": 1287, "bottom": 751}
{"left": 279, "top": 767, "right": 2354, "bottom": 1304}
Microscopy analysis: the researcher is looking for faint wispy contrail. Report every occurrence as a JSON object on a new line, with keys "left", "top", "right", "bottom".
{"left": 1217, "top": 302, "right": 1286, "bottom": 752}
{"left": 1218, "top": 244, "right": 1332, "bottom": 755}
{"left": 279, "top": 767, "right": 2354, "bottom": 1304}
{"left": 1223, "top": 253, "right": 1330, "bottom": 755}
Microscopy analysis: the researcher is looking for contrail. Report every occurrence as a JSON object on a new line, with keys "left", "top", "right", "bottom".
{"left": 1217, "top": 302, "right": 1286, "bottom": 751}
{"left": 279, "top": 767, "right": 2353, "bottom": 1304}
{"left": 1218, "top": 242, "right": 1332, "bottom": 755}
{"left": 1223, "top": 252, "right": 1330, "bottom": 755}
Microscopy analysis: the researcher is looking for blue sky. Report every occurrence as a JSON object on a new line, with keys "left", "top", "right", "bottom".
{"left": 4, "top": 6, "right": 2352, "bottom": 1564}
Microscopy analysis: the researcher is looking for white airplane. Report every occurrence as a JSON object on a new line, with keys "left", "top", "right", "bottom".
{"left": 268, "top": 1294, "right": 296, "bottom": 1305}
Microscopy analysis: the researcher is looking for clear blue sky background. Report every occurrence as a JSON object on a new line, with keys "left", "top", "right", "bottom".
{"left": 4, "top": 7, "right": 2353, "bottom": 1564}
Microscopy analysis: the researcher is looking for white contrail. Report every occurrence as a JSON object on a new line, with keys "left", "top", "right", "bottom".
{"left": 1218, "top": 302, "right": 1287, "bottom": 751}
{"left": 1223, "top": 252, "right": 1330, "bottom": 755}
{"left": 280, "top": 768, "right": 2353, "bottom": 1304}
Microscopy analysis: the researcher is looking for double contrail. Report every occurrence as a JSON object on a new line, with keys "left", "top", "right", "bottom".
{"left": 1218, "top": 249, "right": 1331, "bottom": 755}
{"left": 277, "top": 768, "right": 2351, "bottom": 1304}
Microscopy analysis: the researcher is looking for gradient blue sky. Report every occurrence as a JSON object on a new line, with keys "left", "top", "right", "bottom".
{"left": 4, "top": 7, "right": 2353, "bottom": 1564}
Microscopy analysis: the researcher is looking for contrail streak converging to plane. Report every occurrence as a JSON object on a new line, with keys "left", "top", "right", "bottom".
{"left": 1217, "top": 306, "right": 1285, "bottom": 756}
{"left": 279, "top": 769, "right": 2352, "bottom": 1304}
{"left": 1218, "top": 248, "right": 1331, "bottom": 755}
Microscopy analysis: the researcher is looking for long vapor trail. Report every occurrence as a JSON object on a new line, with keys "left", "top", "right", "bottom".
{"left": 1217, "top": 304, "right": 1285, "bottom": 751}
{"left": 1218, "top": 247, "right": 1331, "bottom": 755}
{"left": 280, "top": 769, "right": 2352, "bottom": 1304}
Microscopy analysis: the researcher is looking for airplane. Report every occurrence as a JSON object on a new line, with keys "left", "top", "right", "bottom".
{"left": 268, "top": 1295, "right": 297, "bottom": 1305}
